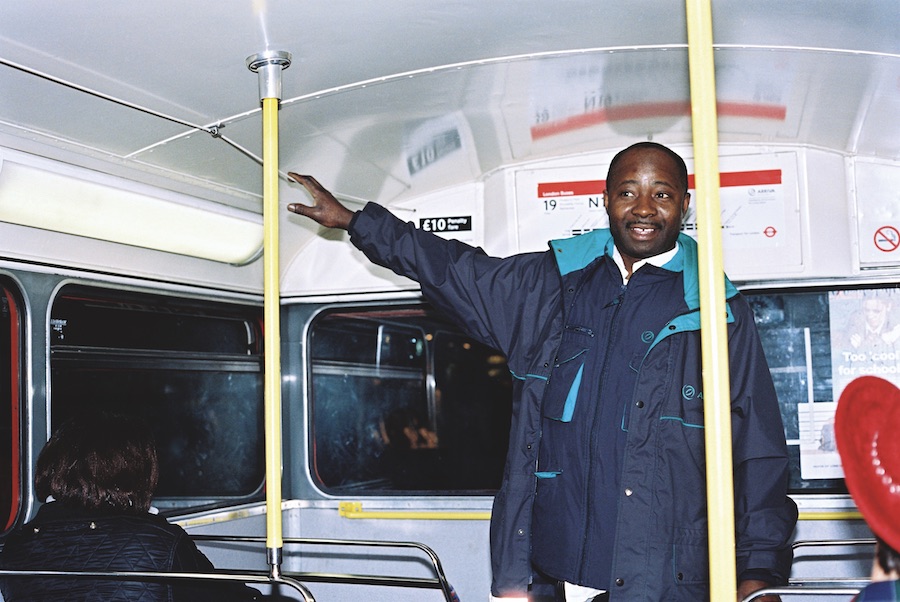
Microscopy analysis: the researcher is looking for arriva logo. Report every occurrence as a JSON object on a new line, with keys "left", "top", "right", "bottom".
{"left": 641, "top": 330, "right": 655, "bottom": 343}
{"left": 682, "top": 385, "right": 697, "bottom": 400}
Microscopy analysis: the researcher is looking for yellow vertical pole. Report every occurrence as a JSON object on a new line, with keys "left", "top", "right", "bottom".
{"left": 262, "top": 94, "right": 284, "bottom": 567}
{"left": 247, "top": 49, "right": 291, "bottom": 578}
{"left": 683, "top": 1, "right": 737, "bottom": 600}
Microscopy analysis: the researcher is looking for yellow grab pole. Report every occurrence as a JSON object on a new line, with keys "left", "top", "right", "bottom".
{"left": 683, "top": 1, "right": 737, "bottom": 600}
{"left": 262, "top": 95, "right": 283, "bottom": 565}
{"left": 247, "top": 50, "right": 291, "bottom": 578}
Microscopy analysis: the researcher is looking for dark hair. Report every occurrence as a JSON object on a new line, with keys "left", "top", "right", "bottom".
{"left": 35, "top": 413, "right": 159, "bottom": 513}
{"left": 606, "top": 141, "right": 689, "bottom": 195}
{"left": 876, "top": 535, "right": 900, "bottom": 576}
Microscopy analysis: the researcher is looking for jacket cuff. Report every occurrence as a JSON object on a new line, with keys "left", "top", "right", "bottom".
{"left": 347, "top": 208, "right": 364, "bottom": 234}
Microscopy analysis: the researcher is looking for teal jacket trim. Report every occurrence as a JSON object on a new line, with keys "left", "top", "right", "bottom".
{"left": 660, "top": 415, "right": 705, "bottom": 429}
{"left": 549, "top": 229, "right": 739, "bottom": 352}
{"left": 509, "top": 369, "right": 549, "bottom": 382}
{"left": 559, "top": 364, "right": 584, "bottom": 423}
{"left": 534, "top": 471, "right": 562, "bottom": 479}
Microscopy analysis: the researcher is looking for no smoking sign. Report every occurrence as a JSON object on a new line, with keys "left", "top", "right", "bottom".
{"left": 874, "top": 225, "right": 900, "bottom": 253}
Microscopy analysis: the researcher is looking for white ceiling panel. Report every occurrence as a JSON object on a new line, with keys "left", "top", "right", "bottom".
{"left": 0, "top": 0, "right": 897, "bottom": 213}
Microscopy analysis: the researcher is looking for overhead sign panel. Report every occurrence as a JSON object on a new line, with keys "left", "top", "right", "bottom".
{"left": 514, "top": 151, "right": 802, "bottom": 277}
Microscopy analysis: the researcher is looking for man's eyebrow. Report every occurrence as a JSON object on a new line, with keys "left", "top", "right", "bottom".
{"left": 611, "top": 178, "right": 677, "bottom": 187}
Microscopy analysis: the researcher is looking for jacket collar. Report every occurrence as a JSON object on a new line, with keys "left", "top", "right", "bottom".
{"left": 549, "top": 228, "right": 739, "bottom": 309}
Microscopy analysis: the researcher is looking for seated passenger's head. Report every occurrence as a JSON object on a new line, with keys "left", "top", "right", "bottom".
{"left": 35, "top": 412, "right": 159, "bottom": 513}
{"left": 836, "top": 376, "right": 900, "bottom": 576}
{"left": 382, "top": 407, "right": 437, "bottom": 450}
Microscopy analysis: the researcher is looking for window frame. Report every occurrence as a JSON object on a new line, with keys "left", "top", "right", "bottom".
{"left": 0, "top": 277, "right": 23, "bottom": 534}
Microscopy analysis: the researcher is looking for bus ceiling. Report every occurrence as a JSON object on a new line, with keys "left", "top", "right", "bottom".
{"left": 0, "top": 0, "right": 897, "bottom": 214}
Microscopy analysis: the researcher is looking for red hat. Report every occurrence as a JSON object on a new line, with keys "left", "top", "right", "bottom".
{"left": 835, "top": 376, "right": 900, "bottom": 553}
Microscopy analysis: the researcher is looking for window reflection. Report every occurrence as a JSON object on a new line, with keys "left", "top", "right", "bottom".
{"left": 309, "top": 307, "right": 511, "bottom": 494}
{"left": 49, "top": 286, "right": 264, "bottom": 502}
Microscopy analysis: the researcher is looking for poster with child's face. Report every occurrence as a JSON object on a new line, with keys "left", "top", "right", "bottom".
{"left": 830, "top": 289, "right": 900, "bottom": 398}
{"left": 801, "top": 289, "right": 900, "bottom": 480}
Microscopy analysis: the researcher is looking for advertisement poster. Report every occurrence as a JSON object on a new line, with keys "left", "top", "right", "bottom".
{"left": 799, "top": 288, "right": 900, "bottom": 480}
{"left": 517, "top": 175, "right": 609, "bottom": 250}
{"left": 829, "top": 288, "right": 900, "bottom": 399}
{"left": 798, "top": 401, "right": 841, "bottom": 480}
{"left": 514, "top": 153, "right": 800, "bottom": 272}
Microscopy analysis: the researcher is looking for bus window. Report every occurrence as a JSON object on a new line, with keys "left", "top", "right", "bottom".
{"left": 0, "top": 280, "right": 22, "bottom": 533}
{"left": 49, "top": 285, "right": 264, "bottom": 505}
{"left": 309, "top": 306, "right": 512, "bottom": 494}
{"left": 748, "top": 284, "right": 900, "bottom": 494}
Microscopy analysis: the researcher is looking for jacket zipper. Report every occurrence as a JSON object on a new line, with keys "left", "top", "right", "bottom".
{"left": 578, "top": 284, "right": 626, "bottom": 581}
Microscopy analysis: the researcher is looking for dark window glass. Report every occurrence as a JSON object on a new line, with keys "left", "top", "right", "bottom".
{"left": 309, "top": 306, "right": 512, "bottom": 494}
{"left": 0, "top": 281, "right": 22, "bottom": 533}
{"left": 50, "top": 292, "right": 255, "bottom": 354}
{"left": 50, "top": 286, "right": 264, "bottom": 501}
{"left": 308, "top": 286, "right": 893, "bottom": 497}
{"left": 747, "top": 284, "right": 900, "bottom": 494}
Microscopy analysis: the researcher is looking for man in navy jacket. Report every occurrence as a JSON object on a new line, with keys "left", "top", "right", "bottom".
{"left": 286, "top": 142, "right": 797, "bottom": 602}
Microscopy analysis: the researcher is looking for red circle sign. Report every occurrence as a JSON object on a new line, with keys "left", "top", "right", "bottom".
{"left": 874, "top": 226, "right": 900, "bottom": 252}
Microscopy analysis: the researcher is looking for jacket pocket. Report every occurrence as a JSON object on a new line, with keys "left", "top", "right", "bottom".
{"left": 672, "top": 527, "right": 709, "bottom": 585}
{"left": 542, "top": 325, "right": 593, "bottom": 422}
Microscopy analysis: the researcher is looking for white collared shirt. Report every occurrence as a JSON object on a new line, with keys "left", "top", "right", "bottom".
{"left": 611, "top": 242, "right": 680, "bottom": 283}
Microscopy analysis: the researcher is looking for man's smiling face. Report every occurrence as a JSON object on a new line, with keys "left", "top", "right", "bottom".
{"left": 604, "top": 146, "right": 691, "bottom": 273}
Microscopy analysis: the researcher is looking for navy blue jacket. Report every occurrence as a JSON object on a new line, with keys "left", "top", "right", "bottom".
{"left": 350, "top": 203, "right": 797, "bottom": 600}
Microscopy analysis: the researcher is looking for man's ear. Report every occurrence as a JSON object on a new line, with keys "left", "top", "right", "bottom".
{"left": 681, "top": 192, "right": 691, "bottom": 217}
